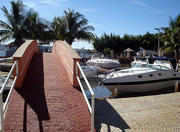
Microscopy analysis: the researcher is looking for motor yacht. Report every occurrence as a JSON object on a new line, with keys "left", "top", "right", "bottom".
{"left": 100, "top": 58, "right": 180, "bottom": 94}
{"left": 86, "top": 55, "right": 120, "bottom": 69}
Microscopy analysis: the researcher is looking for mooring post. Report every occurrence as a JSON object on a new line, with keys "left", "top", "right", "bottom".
{"left": 114, "top": 88, "right": 118, "bottom": 97}
{"left": 175, "top": 80, "right": 179, "bottom": 92}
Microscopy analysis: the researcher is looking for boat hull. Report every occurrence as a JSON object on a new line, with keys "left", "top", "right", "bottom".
{"left": 87, "top": 62, "right": 120, "bottom": 69}
{"left": 86, "top": 58, "right": 120, "bottom": 69}
{"left": 104, "top": 79, "right": 178, "bottom": 94}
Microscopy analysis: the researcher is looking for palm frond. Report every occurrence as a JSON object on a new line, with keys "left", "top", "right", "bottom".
{"left": 162, "top": 47, "right": 174, "bottom": 53}
{"left": 73, "top": 18, "right": 88, "bottom": 31}
{"left": 11, "top": 1, "right": 25, "bottom": 25}
{"left": 78, "top": 26, "right": 95, "bottom": 32}
{"left": 75, "top": 31, "right": 94, "bottom": 42}
{"left": 1, "top": 6, "right": 13, "bottom": 26}
{"left": 0, "top": 34, "right": 12, "bottom": 43}
{"left": 0, "top": 29, "right": 12, "bottom": 37}
{"left": 0, "top": 20, "right": 12, "bottom": 30}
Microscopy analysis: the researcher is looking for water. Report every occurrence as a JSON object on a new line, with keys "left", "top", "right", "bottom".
{"left": 81, "top": 76, "right": 112, "bottom": 99}
{"left": 0, "top": 51, "right": 6, "bottom": 57}
{"left": 0, "top": 77, "right": 5, "bottom": 83}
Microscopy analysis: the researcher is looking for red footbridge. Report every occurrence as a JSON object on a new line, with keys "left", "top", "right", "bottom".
{"left": 0, "top": 40, "right": 95, "bottom": 132}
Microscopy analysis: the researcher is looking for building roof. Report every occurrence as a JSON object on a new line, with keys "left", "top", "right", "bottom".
{"left": 124, "top": 48, "right": 134, "bottom": 52}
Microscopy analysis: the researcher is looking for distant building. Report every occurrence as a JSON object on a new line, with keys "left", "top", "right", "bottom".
{"left": 75, "top": 48, "right": 94, "bottom": 59}
{"left": 38, "top": 40, "right": 50, "bottom": 45}
{"left": 38, "top": 45, "right": 52, "bottom": 52}
{"left": 123, "top": 48, "right": 135, "bottom": 58}
{"left": 0, "top": 44, "right": 14, "bottom": 57}
{"left": 137, "top": 47, "right": 158, "bottom": 57}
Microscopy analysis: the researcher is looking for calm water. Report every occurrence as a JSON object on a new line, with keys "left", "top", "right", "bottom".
{"left": 81, "top": 76, "right": 112, "bottom": 99}
{"left": 0, "top": 51, "right": 6, "bottom": 57}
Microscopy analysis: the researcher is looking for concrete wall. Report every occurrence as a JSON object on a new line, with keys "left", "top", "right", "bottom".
{"left": 52, "top": 40, "right": 81, "bottom": 87}
{"left": 13, "top": 40, "right": 39, "bottom": 88}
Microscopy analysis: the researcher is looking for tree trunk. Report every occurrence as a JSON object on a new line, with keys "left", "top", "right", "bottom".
{"left": 175, "top": 46, "right": 179, "bottom": 62}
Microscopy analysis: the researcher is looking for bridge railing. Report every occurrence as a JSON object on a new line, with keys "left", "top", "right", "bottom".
{"left": 0, "top": 60, "right": 18, "bottom": 132}
{"left": 76, "top": 61, "right": 95, "bottom": 132}
{"left": 13, "top": 40, "right": 39, "bottom": 88}
{"left": 0, "top": 40, "right": 38, "bottom": 132}
{"left": 52, "top": 40, "right": 81, "bottom": 87}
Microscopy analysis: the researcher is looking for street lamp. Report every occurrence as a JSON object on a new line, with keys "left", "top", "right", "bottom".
{"left": 154, "top": 27, "right": 162, "bottom": 56}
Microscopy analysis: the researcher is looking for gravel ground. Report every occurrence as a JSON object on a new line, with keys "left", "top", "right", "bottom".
{"left": 95, "top": 92, "right": 180, "bottom": 132}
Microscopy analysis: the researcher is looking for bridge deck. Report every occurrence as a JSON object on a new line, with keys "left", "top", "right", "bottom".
{"left": 4, "top": 53, "right": 91, "bottom": 132}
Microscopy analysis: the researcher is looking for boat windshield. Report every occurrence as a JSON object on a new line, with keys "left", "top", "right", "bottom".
{"left": 147, "top": 64, "right": 171, "bottom": 70}
{"left": 132, "top": 63, "right": 171, "bottom": 70}
{"left": 132, "top": 63, "right": 147, "bottom": 68}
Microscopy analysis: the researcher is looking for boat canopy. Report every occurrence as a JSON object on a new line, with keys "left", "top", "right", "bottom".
{"left": 149, "top": 57, "right": 176, "bottom": 70}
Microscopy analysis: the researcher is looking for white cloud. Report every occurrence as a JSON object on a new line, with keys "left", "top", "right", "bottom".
{"left": 24, "top": 1, "right": 38, "bottom": 9}
{"left": 24, "top": 0, "right": 68, "bottom": 10}
{"left": 80, "top": 8, "right": 96, "bottom": 13}
{"left": 72, "top": 41, "right": 93, "bottom": 49}
{"left": 40, "top": 0, "right": 56, "bottom": 6}
{"left": 131, "top": 0, "right": 149, "bottom": 7}
{"left": 39, "top": 0, "right": 68, "bottom": 6}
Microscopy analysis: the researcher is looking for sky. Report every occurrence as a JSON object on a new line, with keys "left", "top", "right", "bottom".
{"left": 0, "top": 0, "right": 180, "bottom": 49}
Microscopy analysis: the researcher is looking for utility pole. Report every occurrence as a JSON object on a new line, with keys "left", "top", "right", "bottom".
{"left": 154, "top": 28, "right": 161, "bottom": 56}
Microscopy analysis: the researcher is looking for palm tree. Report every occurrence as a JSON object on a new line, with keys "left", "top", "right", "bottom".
{"left": 0, "top": 0, "right": 52, "bottom": 47}
{"left": 23, "top": 9, "right": 53, "bottom": 41}
{"left": 51, "top": 17, "right": 66, "bottom": 40}
{"left": 52, "top": 9, "right": 95, "bottom": 45}
{"left": 161, "top": 15, "right": 180, "bottom": 60}
{"left": 0, "top": 0, "right": 26, "bottom": 47}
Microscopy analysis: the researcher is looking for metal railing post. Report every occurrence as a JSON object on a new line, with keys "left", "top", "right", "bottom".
{"left": 76, "top": 61, "right": 95, "bottom": 132}
{"left": 0, "top": 94, "right": 4, "bottom": 132}
{"left": 91, "top": 94, "right": 94, "bottom": 132}
{"left": 0, "top": 60, "right": 18, "bottom": 132}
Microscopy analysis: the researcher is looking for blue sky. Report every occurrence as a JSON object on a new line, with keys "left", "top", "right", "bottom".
{"left": 0, "top": 0, "right": 180, "bottom": 49}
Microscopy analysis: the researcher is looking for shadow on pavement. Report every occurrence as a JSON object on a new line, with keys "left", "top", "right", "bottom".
{"left": 16, "top": 53, "right": 50, "bottom": 132}
{"left": 94, "top": 99, "right": 130, "bottom": 132}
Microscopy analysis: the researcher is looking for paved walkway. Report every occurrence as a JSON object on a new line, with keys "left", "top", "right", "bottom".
{"left": 4, "top": 53, "right": 91, "bottom": 132}
{"left": 95, "top": 92, "right": 180, "bottom": 132}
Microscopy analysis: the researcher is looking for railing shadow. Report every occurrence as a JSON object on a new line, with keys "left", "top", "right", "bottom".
{"left": 16, "top": 53, "right": 50, "bottom": 132}
{"left": 94, "top": 99, "right": 130, "bottom": 132}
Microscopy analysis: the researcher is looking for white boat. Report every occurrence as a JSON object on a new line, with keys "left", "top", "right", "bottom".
{"left": 86, "top": 56, "right": 120, "bottom": 69}
{"left": 131, "top": 57, "right": 149, "bottom": 67}
{"left": 101, "top": 59, "right": 180, "bottom": 94}
{"left": 81, "top": 65, "right": 100, "bottom": 78}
